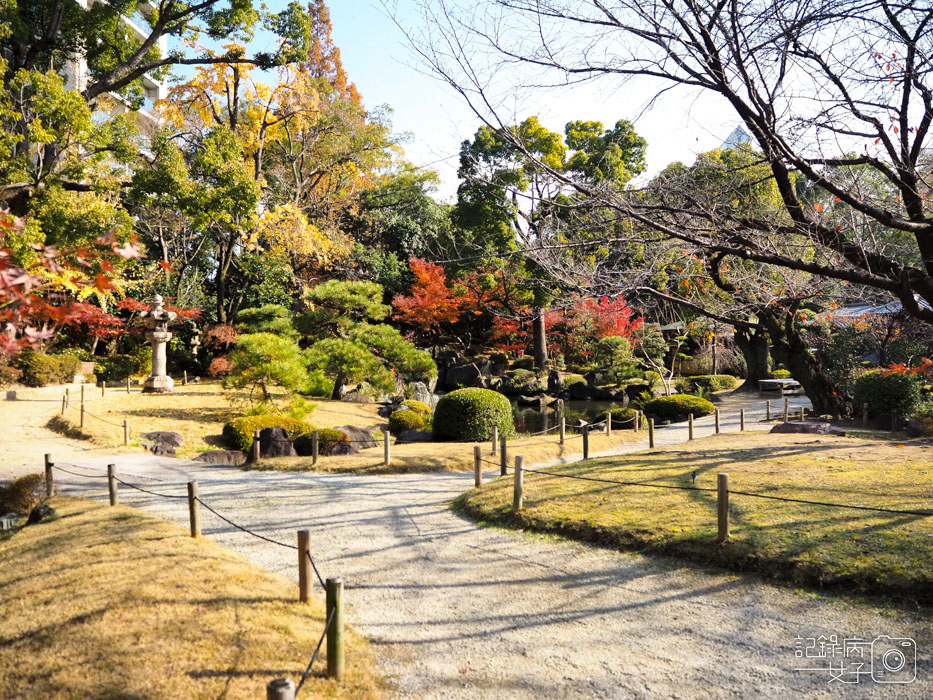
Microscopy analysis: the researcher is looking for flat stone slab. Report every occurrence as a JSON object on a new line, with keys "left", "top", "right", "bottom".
{"left": 141, "top": 431, "right": 184, "bottom": 447}
{"left": 194, "top": 449, "right": 247, "bottom": 466}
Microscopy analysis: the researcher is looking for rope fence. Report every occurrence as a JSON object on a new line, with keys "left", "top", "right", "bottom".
{"left": 43, "top": 459, "right": 344, "bottom": 695}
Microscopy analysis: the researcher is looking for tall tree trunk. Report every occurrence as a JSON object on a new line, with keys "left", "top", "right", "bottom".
{"left": 760, "top": 309, "right": 848, "bottom": 416}
{"left": 734, "top": 326, "right": 770, "bottom": 391}
{"left": 532, "top": 309, "right": 548, "bottom": 371}
{"left": 331, "top": 372, "right": 346, "bottom": 401}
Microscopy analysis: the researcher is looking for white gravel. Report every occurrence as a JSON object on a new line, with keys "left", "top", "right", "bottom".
{"left": 5, "top": 394, "right": 931, "bottom": 698}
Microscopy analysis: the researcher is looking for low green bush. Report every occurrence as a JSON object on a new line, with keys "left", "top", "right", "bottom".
{"left": 853, "top": 371, "right": 922, "bottom": 417}
{"left": 0, "top": 473, "right": 47, "bottom": 515}
{"left": 293, "top": 428, "right": 348, "bottom": 456}
{"left": 433, "top": 388, "right": 516, "bottom": 441}
{"left": 681, "top": 374, "right": 739, "bottom": 394}
{"left": 644, "top": 394, "right": 716, "bottom": 421}
{"left": 643, "top": 371, "right": 662, "bottom": 389}
{"left": 772, "top": 369, "right": 792, "bottom": 379}
{"left": 606, "top": 407, "right": 637, "bottom": 429}
{"left": 511, "top": 356, "right": 535, "bottom": 370}
{"left": 388, "top": 409, "right": 425, "bottom": 435}
{"left": 401, "top": 399, "right": 431, "bottom": 417}
{"left": 95, "top": 354, "right": 141, "bottom": 382}
{"left": 500, "top": 369, "right": 545, "bottom": 395}
{"left": 13, "top": 350, "right": 81, "bottom": 387}
{"left": 222, "top": 415, "right": 315, "bottom": 452}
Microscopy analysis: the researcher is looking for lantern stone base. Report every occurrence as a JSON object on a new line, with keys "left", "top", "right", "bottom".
{"left": 143, "top": 375, "right": 175, "bottom": 393}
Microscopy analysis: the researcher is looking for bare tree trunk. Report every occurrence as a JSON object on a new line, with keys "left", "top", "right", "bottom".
{"left": 532, "top": 309, "right": 548, "bottom": 372}
{"left": 734, "top": 327, "right": 770, "bottom": 392}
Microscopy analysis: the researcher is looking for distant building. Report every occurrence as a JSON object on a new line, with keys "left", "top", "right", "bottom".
{"left": 63, "top": 0, "right": 166, "bottom": 128}
{"left": 720, "top": 125, "right": 753, "bottom": 151}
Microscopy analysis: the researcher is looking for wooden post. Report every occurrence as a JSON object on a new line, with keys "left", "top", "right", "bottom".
{"left": 80, "top": 403, "right": 85, "bottom": 428}
{"left": 799, "top": 406, "right": 805, "bottom": 422}
{"left": 65, "top": 387, "right": 70, "bottom": 409}
{"left": 250, "top": 429, "right": 261, "bottom": 463}
{"left": 688, "top": 413, "right": 694, "bottom": 440}
{"left": 499, "top": 436, "right": 508, "bottom": 476}
{"left": 107, "top": 464, "right": 117, "bottom": 506}
{"left": 126, "top": 377, "right": 131, "bottom": 394}
{"left": 648, "top": 418, "right": 655, "bottom": 448}
{"left": 605, "top": 412, "right": 611, "bottom": 435}
{"left": 513, "top": 455, "right": 524, "bottom": 513}
{"left": 559, "top": 416, "right": 566, "bottom": 444}
{"left": 61, "top": 394, "right": 66, "bottom": 416}
{"left": 717, "top": 473, "right": 729, "bottom": 543}
{"left": 766, "top": 400, "right": 771, "bottom": 421}
{"left": 635, "top": 410, "right": 641, "bottom": 433}
{"left": 187, "top": 481, "right": 200, "bottom": 538}
{"left": 862, "top": 403, "right": 868, "bottom": 427}
{"left": 473, "top": 445, "right": 482, "bottom": 487}
{"left": 183, "top": 370, "right": 188, "bottom": 386}
{"left": 714, "top": 409, "right": 720, "bottom": 434}
{"left": 298, "top": 530, "right": 312, "bottom": 603}
{"left": 326, "top": 578, "right": 345, "bottom": 680}
{"left": 740, "top": 408, "right": 745, "bottom": 432}
{"left": 123, "top": 419, "right": 129, "bottom": 445}
{"left": 383, "top": 429, "right": 391, "bottom": 466}
{"left": 491, "top": 425, "right": 498, "bottom": 455}
{"left": 101, "top": 383, "right": 105, "bottom": 398}
{"left": 44, "top": 454, "right": 53, "bottom": 498}
{"left": 783, "top": 398, "right": 789, "bottom": 423}
{"left": 266, "top": 678, "right": 295, "bottom": 700}
{"left": 80, "top": 383, "right": 84, "bottom": 405}
{"left": 582, "top": 426, "right": 589, "bottom": 460}
{"left": 311, "top": 431, "right": 319, "bottom": 465}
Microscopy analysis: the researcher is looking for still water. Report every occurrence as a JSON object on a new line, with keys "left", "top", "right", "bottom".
{"left": 511, "top": 400, "right": 630, "bottom": 434}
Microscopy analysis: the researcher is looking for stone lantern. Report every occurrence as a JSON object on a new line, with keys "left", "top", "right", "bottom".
{"left": 140, "top": 294, "right": 177, "bottom": 393}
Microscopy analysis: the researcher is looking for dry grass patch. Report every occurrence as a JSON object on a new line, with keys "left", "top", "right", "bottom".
{"left": 46, "top": 384, "right": 385, "bottom": 458}
{"left": 249, "top": 428, "right": 645, "bottom": 475}
{"left": 455, "top": 432, "right": 933, "bottom": 604}
{"left": 0, "top": 497, "right": 383, "bottom": 700}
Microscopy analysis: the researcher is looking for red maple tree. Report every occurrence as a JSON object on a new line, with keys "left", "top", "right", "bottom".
{"left": 392, "top": 258, "right": 464, "bottom": 334}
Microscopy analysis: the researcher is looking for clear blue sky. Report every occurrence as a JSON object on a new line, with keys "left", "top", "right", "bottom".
{"left": 226, "top": 1, "right": 740, "bottom": 201}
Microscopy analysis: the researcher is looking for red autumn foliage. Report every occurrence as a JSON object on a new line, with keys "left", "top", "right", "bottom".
{"left": 204, "top": 324, "right": 239, "bottom": 351}
{"left": 207, "top": 355, "right": 233, "bottom": 377}
{"left": 62, "top": 302, "right": 124, "bottom": 340}
{"left": 880, "top": 358, "right": 933, "bottom": 377}
{"left": 392, "top": 258, "right": 465, "bottom": 332}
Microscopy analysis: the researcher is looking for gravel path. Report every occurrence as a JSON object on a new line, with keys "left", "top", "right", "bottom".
{"left": 4, "top": 394, "right": 932, "bottom": 698}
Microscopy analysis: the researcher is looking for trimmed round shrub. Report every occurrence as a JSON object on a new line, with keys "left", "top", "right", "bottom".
{"left": 13, "top": 350, "right": 82, "bottom": 387}
{"left": 222, "top": 415, "right": 314, "bottom": 452}
{"left": 389, "top": 409, "right": 425, "bottom": 435}
{"left": 294, "top": 428, "right": 348, "bottom": 456}
{"left": 562, "top": 374, "right": 587, "bottom": 389}
{"left": 0, "top": 473, "right": 47, "bottom": 515}
{"left": 645, "top": 394, "right": 716, "bottom": 422}
{"left": 401, "top": 399, "right": 431, "bottom": 417}
{"left": 432, "top": 388, "right": 516, "bottom": 441}
{"left": 606, "top": 407, "right": 637, "bottom": 429}
{"left": 772, "top": 369, "right": 792, "bottom": 379}
{"left": 853, "top": 371, "right": 922, "bottom": 417}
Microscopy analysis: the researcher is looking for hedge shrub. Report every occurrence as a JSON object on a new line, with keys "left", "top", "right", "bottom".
{"left": 682, "top": 374, "right": 739, "bottom": 393}
{"left": 853, "top": 371, "right": 922, "bottom": 417}
{"left": 388, "top": 409, "right": 425, "bottom": 435}
{"left": 222, "top": 415, "right": 315, "bottom": 452}
{"left": 606, "top": 407, "right": 637, "bottom": 429}
{"left": 96, "top": 348, "right": 152, "bottom": 382}
{"left": 401, "top": 399, "right": 431, "bottom": 417}
{"left": 772, "top": 369, "right": 792, "bottom": 379}
{"left": 13, "top": 351, "right": 81, "bottom": 387}
{"left": 644, "top": 394, "right": 716, "bottom": 421}
{"left": 0, "top": 473, "right": 47, "bottom": 515}
{"left": 294, "top": 428, "right": 348, "bottom": 456}
{"left": 433, "top": 388, "right": 516, "bottom": 441}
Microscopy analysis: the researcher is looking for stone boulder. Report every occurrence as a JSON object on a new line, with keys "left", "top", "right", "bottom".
{"left": 567, "top": 381, "right": 592, "bottom": 401}
{"left": 395, "top": 430, "right": 433, "bottom": 444}
{"left": 336, "top": 426, "right": 377, "bottom": 450}
{"left": 342, "top": 391, "right": 374, "bottom": 404}
{"left": 408, "top": 381, "right": 433, "bottom": 406}
{"left": 326, "top": 441, "right": 357, "bottom": 456}
{"left": 194, "top": 450, "right": 247, "bottom": 466}
{"left": 27, "top": 504, "right": 56, "bottom": 524}
{"left": 445, "top": 362, "right": 486, "bottom": 390}
{"left": 593, "top": 386, "right": 617, "bottom": 401}
{"left": 258, "top": 426, "right": 297, "bottom": 457}
{"left": 625, "top": 383, "right": 653, "bottom": 401}
{"left": 378, "top": 403, "right": 403, "bottom": 418}
{"left": 770, "top": 422, "right": 846, "bottom": 436}
{"left": 141, "top": 431, "right": 183, "bottom": 447}
{"left": 145, "top": 442, "right": 176, "bottom": 457}
{"left": 548, "top": 370, "right": 562, "bottom": 396}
